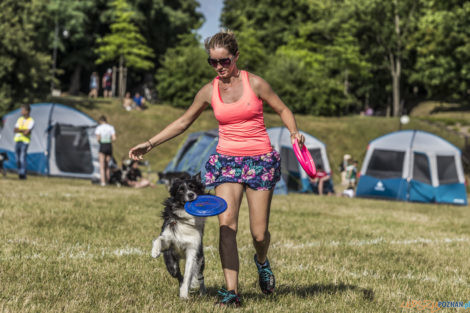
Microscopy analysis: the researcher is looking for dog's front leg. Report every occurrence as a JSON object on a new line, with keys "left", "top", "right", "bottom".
{"left": 151, "top": 235, "right": 170, "bottom": 258}
{"left": 179, "top": 248, "right": 197, "bottom": 299}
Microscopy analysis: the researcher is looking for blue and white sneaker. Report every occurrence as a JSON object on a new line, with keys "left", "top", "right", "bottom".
{"left": 254, "top": 254, "right": 275, "bottom": 294}
{"left": 216, "top": 288, "right": 241, "bottom": 307}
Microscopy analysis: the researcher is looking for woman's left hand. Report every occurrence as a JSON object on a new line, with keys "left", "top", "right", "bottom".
{"left": 291, "top": 132, "right": 305, "bottom": 148}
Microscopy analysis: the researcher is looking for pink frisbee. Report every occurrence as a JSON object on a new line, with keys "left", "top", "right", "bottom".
{"left": 293, "top": 139, "right": 317, "bottom": 178}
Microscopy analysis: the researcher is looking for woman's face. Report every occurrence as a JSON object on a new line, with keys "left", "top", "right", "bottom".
{"left": 208, "top": 47, "right": 238, "bottom": 79}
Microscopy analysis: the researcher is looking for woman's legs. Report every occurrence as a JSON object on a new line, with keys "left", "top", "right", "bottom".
{"left": 318, "top": 177, "right": 325, "bottom": 195}
{"left": 215, "top": 183, "right": 244, "bottom": 293}
{"left": 245, "top": 188, "right": 273, "bottom": 264}
{"left": 99, "top": 153, "right": 106, "bottom": 185}
{"left": 246, "top": 187, "right": 276, "bottom": 294}
{"left": 105, "top": 155, "right": 111, "bottom": 183}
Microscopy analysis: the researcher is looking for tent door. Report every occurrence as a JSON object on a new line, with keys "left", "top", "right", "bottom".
{"left": 409, "top": 152, "right": 435, "bottom": 202}
{"left": 280, "top": 147, "right": 301, "bottom": 191}
{"left": 53, "top": 124, "right": 93, "bottom": 174}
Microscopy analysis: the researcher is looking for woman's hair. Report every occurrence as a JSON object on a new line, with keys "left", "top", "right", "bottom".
{"left": 98, "top": 115, "right": 107, "bottom": 123}
{"left": 204, "top": 31, "right": 238, "bottom": 55}
{"left": 21, "top": 104, "right": 31, "bottom": 112}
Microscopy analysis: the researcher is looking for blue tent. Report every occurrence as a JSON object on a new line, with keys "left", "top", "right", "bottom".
{"left": 0, "top": 103, "right": 100, "bottom": 179}
{"left": 163, "top": 127, "right": 332, "bottom": 194}
{"left": 356, "top": 130, "right": 467, "bottom": 205}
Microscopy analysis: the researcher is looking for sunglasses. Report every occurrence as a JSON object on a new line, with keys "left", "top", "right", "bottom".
{"left": 207, "top": 55, "right": 236, "bottom": 68}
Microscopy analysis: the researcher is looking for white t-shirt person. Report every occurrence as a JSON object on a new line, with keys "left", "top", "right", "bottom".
{"left": 95, "top": 123, "right": 115, "bottom": 144}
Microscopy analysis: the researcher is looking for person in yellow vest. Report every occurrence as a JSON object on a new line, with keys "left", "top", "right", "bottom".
{"left": 14, "top": 104, "right": 35, "bottom": 179}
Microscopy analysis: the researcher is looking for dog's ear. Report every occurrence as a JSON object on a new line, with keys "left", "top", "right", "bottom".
{"left": 192, "top": 172, "right": 202, "bottom": 182}
{"left": 169, "top": 178, "right": 182, "bottom": 197}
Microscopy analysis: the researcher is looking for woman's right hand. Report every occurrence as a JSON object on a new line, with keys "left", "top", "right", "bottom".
{"left": 129, "top": 141, "right": 152, "bottom": 160}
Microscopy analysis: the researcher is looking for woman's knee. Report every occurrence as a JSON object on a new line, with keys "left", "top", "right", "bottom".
{"left": 252, "top": 230, "right": 270, "bottom": 244}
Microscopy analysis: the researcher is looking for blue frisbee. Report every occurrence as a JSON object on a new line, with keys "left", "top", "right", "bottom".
{"left": 185, "top": 195, "right": 227, "bottom": 217}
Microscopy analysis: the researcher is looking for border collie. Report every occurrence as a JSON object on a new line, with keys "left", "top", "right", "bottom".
{"left": 158, "top": 171, "right": 191, "bottom": 190}
{"left": 0, "top": 152, "right": 8, "bottom": 177}
{"left": 151, "top": 173, "right": 207, "bottom": 299}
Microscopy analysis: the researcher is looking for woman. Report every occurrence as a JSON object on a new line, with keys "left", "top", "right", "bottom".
{"left": 88, "top": 72, "right": 99, "bottom": 98}
{"left": 95, "top": 115, "right": 116, "bottom": 186}
{"left": 123, "top": 160, "right": 155, "bottom": 188}
{"left": 129, "top": 32, "right": 304, "bottom": 306}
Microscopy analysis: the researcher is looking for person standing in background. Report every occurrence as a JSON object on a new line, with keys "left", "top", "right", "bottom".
{"left": 14, "top": 104, "right": 34, "bottom": 180}
{"left": 88, "top": 72, "right": 99, "bottom": 98}
{"left": 95, "top": 115, "right": 116, "bottom": 186}
{"left": 102, "top": 69, "right": 113, "bottom": 98}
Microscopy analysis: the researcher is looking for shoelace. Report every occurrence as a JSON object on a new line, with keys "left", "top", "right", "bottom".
{"left": 259, "top": 267, "right": 273, "bottom": 283}
{"left": 218, "top": 288, "right": 237, "bottom": 303}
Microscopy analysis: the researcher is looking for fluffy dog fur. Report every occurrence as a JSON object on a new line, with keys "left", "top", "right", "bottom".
{"left": 151, "top": 173, "right": 207, "bottom": 299}
{"left": 0, "top": 152, "right": 8, "bottom": 177}
{"left": 158, "top": 171, "right": 191, "bottom": 190}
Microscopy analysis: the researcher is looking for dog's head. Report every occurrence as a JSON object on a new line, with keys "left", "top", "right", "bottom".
{"left": 159, "top": 171, "right": 192, "bottom": 190}
{"left": 169, "top": 172, "right": 205, "bottom": 204}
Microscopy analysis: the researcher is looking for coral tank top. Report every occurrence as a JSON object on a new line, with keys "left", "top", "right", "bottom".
{"left": 211, "top": 70, "right": 272, "bottom": 156}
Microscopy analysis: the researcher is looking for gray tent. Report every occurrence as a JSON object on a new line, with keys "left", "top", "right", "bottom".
{"left": 0, "top": 103, "right": 100, "bottom": 179}
{"left": 356, "top": 130, "right": 467, "bottom": 205}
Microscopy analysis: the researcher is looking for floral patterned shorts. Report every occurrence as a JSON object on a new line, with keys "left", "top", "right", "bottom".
{"left": 203, "top": 150, "right": 281, "bottom": 190}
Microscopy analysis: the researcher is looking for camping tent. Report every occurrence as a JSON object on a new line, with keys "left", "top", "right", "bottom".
{"left": 163, "top": 127, "right": 332, "bottom": 194}
{"left": 356, "top": 130, "right": 467, "bottom": 205}
{"left": 0, "top": 103, "right": 100, "bottom": 179}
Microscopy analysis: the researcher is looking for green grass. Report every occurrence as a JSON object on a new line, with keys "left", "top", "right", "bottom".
{"left": 1, "top": 175, "right": 469, "bottom": 312}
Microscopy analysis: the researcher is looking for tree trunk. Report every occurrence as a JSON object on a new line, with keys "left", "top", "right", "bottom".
{"left": 123, "top": 67, "right": 127, "bottom": 97}
{"left": 343, "top": 69, "right": 349, "bottom": 96}
{"left": 112, "top": 66, "right": 117, "bottom": 97}
{"left": 391, "top": 0, "right": 402, "bottom": 117}
{"left": 392, "top": 60, "right": 401, "bottom": 117}
{"left": 119, "top": 55, "right": 124, "bottom": 99}
{"left": 68, "top": 65, "right": 82, "bottom": 95}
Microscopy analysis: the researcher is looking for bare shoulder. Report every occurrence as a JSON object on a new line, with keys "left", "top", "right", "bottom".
{"left": 196, "top": 81, "right": 213, "bottom": 103}
{"left": 246, "top": 71, "right": 272, "bottom": 97}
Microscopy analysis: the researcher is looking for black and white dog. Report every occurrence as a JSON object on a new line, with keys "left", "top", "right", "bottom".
{"left": 0, "top": 152, "right": 8, "bottom": 177}
{"left": 151, "top": 173, "right": 207, "bottom": 299}
{"left": 158, "top": 171, "right": 191, "bottom": 191}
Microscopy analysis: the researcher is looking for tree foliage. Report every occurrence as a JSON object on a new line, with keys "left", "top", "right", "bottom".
{"left": 410, "top": 1, "right": 470, "bottom": 101}
{"left": 95, "top": 0, "right": 155, "bottom": 70}
{"left": 0, "top": 0, "right": 52, "bottom": 115}
{"left": 155, "top": 34, "right": 214, "bottom": 108}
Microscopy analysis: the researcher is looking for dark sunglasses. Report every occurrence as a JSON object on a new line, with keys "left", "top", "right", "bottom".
{"left": 207, "top": 55, "right": 236, "bottom": 68}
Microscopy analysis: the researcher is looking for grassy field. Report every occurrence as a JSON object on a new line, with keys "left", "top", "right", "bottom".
{"left": 1, "top": 175, "right": 469, "bottom": 312}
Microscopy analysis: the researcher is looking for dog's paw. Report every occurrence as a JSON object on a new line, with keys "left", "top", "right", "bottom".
{"left": 199, "top": 284, "right": 207, "bottom": 296}
{"left": 151, "top": 239, "right": 161, "bottom": 258}
{"left": 179, "top": 290, "right": 189, "bottom": 300}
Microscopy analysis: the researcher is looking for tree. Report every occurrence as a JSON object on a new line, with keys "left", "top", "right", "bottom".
{"left": 221, "top": 0, "right": 371, "bottom": 115}
{"left": 155, "top": 34, "right": 214, "bottom": 108}
{"left": 95, "top": 0, "right": 155, "bottom": 97}
{"left": 410, "top": 1, "right": 470, "bottom": 102}
{"left": 0, "top": 0, "right": 52, "bottom": 116}
{"left": 351, "top": 0, "right": 421, "bottom": 116}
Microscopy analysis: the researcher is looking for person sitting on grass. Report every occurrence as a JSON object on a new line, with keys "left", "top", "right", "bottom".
{"left": 123, "top": 92, "right": 134, "bottom": 111}
{"left": 309, "top": 164, "right": 333, "bottom": 196}
{"left": 123, "top": 160, "right": 155, "bottom": 188}
{"left": 133, "top": 92, "right": 146, "bottom": 111}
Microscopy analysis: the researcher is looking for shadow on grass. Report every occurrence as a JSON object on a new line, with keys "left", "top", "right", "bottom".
{"left": 206, "top": 283, "right": 374, "bottom": 301}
